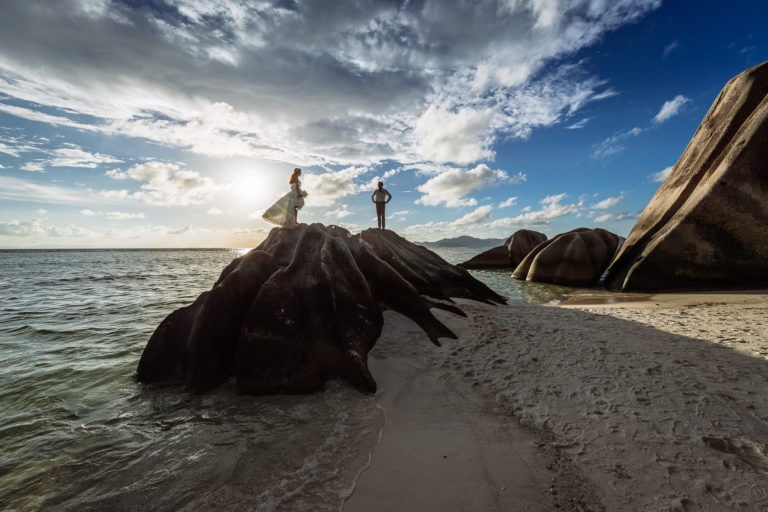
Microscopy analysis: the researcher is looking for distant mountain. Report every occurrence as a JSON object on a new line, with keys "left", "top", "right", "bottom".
{"left": 418, "top": 235, "right": 505, "bottom": 249}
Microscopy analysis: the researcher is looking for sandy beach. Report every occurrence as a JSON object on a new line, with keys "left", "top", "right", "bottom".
{"left": 344, "top": 293, "right": 768, "bottom": 511}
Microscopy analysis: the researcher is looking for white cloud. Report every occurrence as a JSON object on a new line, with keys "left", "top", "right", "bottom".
{"left": 591, "top": 195, "right": 625, "bottom": 209}
{"left": 566, "top": 117, "right": 592, "bottom": 129}
{"left": 105, "top": 211, "right": 144, "bottom": 220}
{"left": 414, "top": 105, "right": 496, "bottom": 164}
{"left": 651, "top": 165, "right": 673, "bottom": 182}
{"left": 79, "top": 209, "right": 144, "bottom": 219}
{"left": 0, "top": 102, "right": 99, "bottom": 132}
{"left": 499, "top": 197, "right": 518, "bottom": 208}
{"left": 653, "top": 95, "right": 690, "bottom": 124}
{"left": 490, "top": 193, "right": 581, "bottom": 227}
{"left": 0, "top": 175, "right": 93, "bottom": 204}
{"left": 416, "top": 164, "right": 510, "bottom": 208}
{"left": 452, "top": 205, "right": 493, "bottom": 227}
{"left": 0, "top": 137, "right": 41, "bottom": 157}
{"left": 0, "top": 217, "right": 90, "bottom": 237}
{"left": 331, "top": 204, "right": 354, "bottom": 219}
{"left": 592, "top": 210, "right": 639, "bottom": 223}
{"left": 48, "top": 145, "right": 122, "bottom": 168}
{"left": 106, "top": 161, "right": 221, "bottom": 206}
{"left": 21, "top": 161, "right": 46, "bottom": 172}
{"left": 592, "top": 127, "right": 644, "bottom": 159}
{"left": 301, "top": 166, "right": 370, "bottom": 207}
{"left": 0, "top": 0, "right": 661, "bottom": 167}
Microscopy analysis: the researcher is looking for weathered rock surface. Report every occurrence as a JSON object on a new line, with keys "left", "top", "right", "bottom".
{"left": 604, "top": 61, "right": 768, "bottom": 291}
{"left": 513, "top": 228, "right": 620, "bottom": 287}
{"left": 460, "top": 229, "right": 547, "bottom": 269}
{"left": 136, "top": 224, "right": 505, "bottom": 395}
{"left": 506, "top": 230, "right": 549, "bottom": 266}
{"left": 459, "top": 244, "right": 511, "bottom": 269}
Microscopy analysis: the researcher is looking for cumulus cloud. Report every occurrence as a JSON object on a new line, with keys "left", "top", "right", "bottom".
{"left": 416, "top": 164, "right": 511, "bottom": 208}
{"left": 21, "top": 161, "right": 46, "bottom": 172}
{"left": 499, "top": 197, "right": 518, "bottom": 208}
{"left": 0, "top": 0, "right": 661, "bottom": 166}
{"left": 47, "top": 145, "right": 122, "bottom": 168}
{"left": 592, "top": 210, "right": 639, "bottom": 223}
{"left": 651, "top": 165, "right": 674, "bottom": 182}
{"left": 301, "top": 166, "right": 370, "bottom": 207}
{"left": 653, "top": 95, "right": 690, "bottom": 124}
{"left": 414, "top": 106, "right": 496, "bottom": 164}
{"left": 591, "top": 195, "right": 625, "bottom": 209}
{"left": 105, "top": 161, "right": 220, "bottom": 206}
{"left": 490, "top": 193, "right": 582, "bottom": 227}
{"left": 0, "top": 136, "right": 43, "bottom": 158}
{"left": 452, "top": 205, "right": 493, "bottom": 227}
{"left": 0, "top": 217, "right": 90, "bottom": 237}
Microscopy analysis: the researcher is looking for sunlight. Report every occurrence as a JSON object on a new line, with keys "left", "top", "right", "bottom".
{"left": 228, "top": 169, "right": 283, "bottom": 211}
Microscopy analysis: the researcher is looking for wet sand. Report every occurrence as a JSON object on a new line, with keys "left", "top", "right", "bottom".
{"left": 344, "top": 293, "right": 768, "bottom": 511}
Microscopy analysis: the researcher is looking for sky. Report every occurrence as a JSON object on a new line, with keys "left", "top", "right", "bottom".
{"left": 0, "top": 0, "right": 766, "bottom": 248}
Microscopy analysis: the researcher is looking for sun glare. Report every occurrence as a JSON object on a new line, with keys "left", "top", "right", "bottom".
{"left": 229, "top": 170, "right": 283, "bottom": 210}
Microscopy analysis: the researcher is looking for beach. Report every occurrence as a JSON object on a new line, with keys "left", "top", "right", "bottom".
{"left": 4, "top": 249, "right": 768, "bottom": 510}
{"left": 344, "top": 293, "right": 768, "bottom": 511}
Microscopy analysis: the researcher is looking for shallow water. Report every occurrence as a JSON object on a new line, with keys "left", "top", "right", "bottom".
{"left": 0, "top": 245, "right": 564, "bottom": 511}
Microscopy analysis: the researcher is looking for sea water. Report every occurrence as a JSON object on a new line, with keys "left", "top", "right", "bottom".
{"left": 0, "top": 246, "right": 566, "bottom": 511}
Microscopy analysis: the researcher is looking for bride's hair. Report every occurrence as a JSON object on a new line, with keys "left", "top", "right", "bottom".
{"left": 289, "top": 167, "right": 301, "bottom": 184}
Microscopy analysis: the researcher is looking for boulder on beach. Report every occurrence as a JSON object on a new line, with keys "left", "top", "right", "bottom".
{"left": 604, "top": 61, "right": 768, "bottom": 291}
{"left": 136, "top": 224, "right": 505, "bottom": 395}
{"left": 459, "top": 229, "right": 547, "bottom": 269}
{"left": 506, "top": 229, "right": 549, "bottom": 265}
{"left": 513, "top": 228, "right": 620, "bottom": 287}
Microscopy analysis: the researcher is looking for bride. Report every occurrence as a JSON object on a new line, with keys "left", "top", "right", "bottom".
{"left": 262, "top": 167, "right": 308, "bottom": 228}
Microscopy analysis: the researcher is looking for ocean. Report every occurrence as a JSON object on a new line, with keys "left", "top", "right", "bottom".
{"left": 0, "top": 246, "right": 568, "bottom": 511}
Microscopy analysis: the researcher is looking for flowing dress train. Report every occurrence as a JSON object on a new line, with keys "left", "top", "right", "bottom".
{"left": 262, "top": 183, "right": 305, "bottom": 227}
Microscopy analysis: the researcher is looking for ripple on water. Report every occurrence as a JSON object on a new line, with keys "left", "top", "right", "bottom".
{"left": 1, "top": 247, "right": 564, "bottom": 511}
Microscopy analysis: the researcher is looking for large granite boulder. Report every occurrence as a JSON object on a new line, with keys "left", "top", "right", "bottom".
{"left": 513, "top": 228, "right": 620, "bottom": 287}
{"left": 136, "top": 224, "right": 505, "bottom": 395}
{"left": 459, "top": 229, "right": 547, "bottom": 269}
{"left": 604, "top": 61, "right": 768, "bottom": 291}
{"left": 459, "top": 244, "right": 511, "bottom": 269}
{"left": 506, "top": 229, "right": 549, "bottom": 265}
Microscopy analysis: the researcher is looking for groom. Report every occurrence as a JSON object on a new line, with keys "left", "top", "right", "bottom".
{"left": 371, "top": 181, "right": 392, "bottom": 229}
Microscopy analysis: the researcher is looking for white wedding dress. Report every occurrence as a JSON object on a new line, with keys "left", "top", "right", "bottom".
{"left": 262, "top": 182, "right": 306, "bottom": 227}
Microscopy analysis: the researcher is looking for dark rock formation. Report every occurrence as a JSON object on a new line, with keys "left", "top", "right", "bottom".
{"left": 460, "top": 229, "right": 547, "bottom": 269}
{"left": 604, "top": 61, "right": 768, "bottom": 291}
{"left": 136, "top": 224, "right": 505, "bottom": 395}
{"left": 506, "top": 230, "right": 549, "bottom": 266}
{"left": 459, "top": 244, "right": 510, "bottom": 269}
{"left": 513, "top": 228, "right": 620, "bottom": 287}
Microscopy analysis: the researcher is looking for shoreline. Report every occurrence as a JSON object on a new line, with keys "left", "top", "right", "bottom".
{"left": 344, "top": 310, "right": 600, "bottom": 512}
{"left": 557, "top": 288, "right": 768, "bottom": 308}
{"left": 344, "top": 294, "right": 768, "bottom": 511}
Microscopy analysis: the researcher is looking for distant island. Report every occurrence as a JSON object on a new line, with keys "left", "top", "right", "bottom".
{"left": 417, "top": 235, "right": 505, "bottom": 249}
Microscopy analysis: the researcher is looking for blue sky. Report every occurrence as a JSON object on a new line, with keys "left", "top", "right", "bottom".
{"left": 0, "top": 0, "right": 766, "bottom": 248}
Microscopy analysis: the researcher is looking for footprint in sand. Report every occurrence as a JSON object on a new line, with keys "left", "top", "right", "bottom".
{"left": 702, "top": 436, "right": 768, "bottom": 474}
